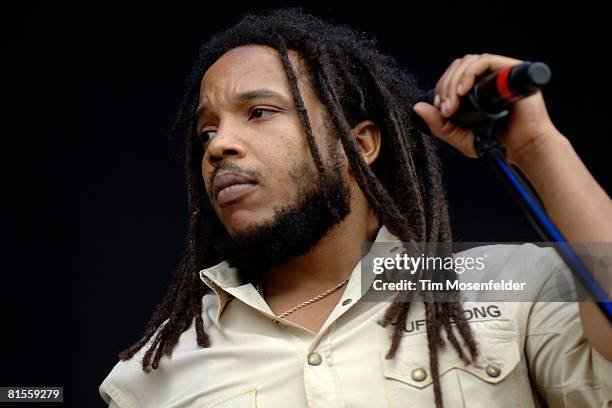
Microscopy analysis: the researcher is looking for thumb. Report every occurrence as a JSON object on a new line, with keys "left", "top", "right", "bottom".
{"left": 413, "top": 102, "right": 446, "bottom": 134}
{"left": 413, "top": 102, "right": 477, "bottom": 158}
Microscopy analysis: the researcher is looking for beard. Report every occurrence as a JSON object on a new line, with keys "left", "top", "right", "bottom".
{"left": 212, "top": 147, "right": 352, "bottom": 285}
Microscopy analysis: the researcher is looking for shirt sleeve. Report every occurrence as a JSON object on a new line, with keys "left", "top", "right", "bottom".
{"left": 99, "top": 376, "right": 138, "bottom": 408}
{"left": 524, "top": 248, "right": 612, "bottom": 406}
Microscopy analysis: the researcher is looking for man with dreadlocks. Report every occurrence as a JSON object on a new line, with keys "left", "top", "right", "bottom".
{"left": 99, "top": 8, "right": 612, "bottom": 408}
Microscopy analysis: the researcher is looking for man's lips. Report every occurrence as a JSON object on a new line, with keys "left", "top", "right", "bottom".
{"left": 212, "top": 172, "right": 258, "bottom": 206}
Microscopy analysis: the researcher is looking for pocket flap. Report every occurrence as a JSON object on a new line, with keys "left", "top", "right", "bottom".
{"left": 209, "top": 388, "right": 257, "bottom": 408}
{"left": 381, "top": 331, "right": 521, "bottom": 389}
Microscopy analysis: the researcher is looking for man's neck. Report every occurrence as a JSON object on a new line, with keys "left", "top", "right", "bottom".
{"left": 262, "top": 206, "right": 381, "bottom": 297}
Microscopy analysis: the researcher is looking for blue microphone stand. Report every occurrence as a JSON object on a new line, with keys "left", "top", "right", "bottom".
{"left": 470, "top": 106, "right": 612, "bottom": 323}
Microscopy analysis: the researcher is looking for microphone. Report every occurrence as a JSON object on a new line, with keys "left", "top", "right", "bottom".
{"left": 419, "top": 61, "right": 551, "bottom": 129}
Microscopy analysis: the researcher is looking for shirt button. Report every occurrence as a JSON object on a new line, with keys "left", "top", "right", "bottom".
{"left": 307, "top": 352, "right": 323, "bottom": 366}
{"left": 411, "top": 368, "right": 427, "bottom": 382}
{"left": 342, "top": 298, "right": 352, "bottom": 306}
{"left": 485, "top": 364, "right": 501, "bottom": 378}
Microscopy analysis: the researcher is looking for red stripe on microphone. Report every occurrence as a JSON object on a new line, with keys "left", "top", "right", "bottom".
{"left": 496, "top": 66, "right": 514, "bottom": 101}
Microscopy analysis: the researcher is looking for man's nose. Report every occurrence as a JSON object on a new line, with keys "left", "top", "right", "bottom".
{"left": 205, "top": 123, "right": 246, "bottom": 166}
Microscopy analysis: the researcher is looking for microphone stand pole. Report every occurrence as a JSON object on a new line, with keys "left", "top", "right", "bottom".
{"left": 470, "top": 110, "right": 612, "bottom": 323}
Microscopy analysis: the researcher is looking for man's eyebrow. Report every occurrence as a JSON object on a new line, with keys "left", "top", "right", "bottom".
{"left": 196, "top": 89, "right": 289, "bottom": 120}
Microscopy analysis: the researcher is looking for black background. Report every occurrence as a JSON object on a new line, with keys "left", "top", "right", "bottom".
{"left": 4, "top": 4, "right": 611, "bottom": 407}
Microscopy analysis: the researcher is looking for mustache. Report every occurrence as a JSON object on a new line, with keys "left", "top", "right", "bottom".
{"left": 207, "top": 162, "right": 262, "bottom": 196}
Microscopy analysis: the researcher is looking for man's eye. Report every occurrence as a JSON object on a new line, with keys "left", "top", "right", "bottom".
{"left": 248, "top": 108, "right": 275, "bottom": 120}
{"left": 199, "top": 130, "right": 216, "bottom": 145}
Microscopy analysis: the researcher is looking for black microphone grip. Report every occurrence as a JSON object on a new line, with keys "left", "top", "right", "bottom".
{"left": 420, "top": 61, "right": 551, "bottom": 129}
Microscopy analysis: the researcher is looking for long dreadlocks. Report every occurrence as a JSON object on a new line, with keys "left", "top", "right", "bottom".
{"left": 119, "top": 8, "right": 479, "bottom": 408}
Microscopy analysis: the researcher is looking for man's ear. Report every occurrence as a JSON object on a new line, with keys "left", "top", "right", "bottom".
{"left": 350, "top": 120, "right": 381, "bottom": 166}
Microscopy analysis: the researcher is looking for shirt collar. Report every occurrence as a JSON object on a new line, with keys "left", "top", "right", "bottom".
{"left": 198, "top": 224, "right": 403, "bottom": 324}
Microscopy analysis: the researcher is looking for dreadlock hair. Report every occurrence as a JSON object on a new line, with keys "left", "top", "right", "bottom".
{"left": 119, "top": 8, "right": 479, "bottom": 408}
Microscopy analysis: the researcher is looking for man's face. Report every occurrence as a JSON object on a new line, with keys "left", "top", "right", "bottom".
{"left": 197, "top": 45, "right": 344, "bottom": 236}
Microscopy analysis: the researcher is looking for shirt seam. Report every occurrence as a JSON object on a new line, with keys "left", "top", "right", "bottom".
{"left": 538, "top": 377, "right": 600, "bottom": 392}
{"left": 100, "top": 379, "right": 137, "bottom": 408}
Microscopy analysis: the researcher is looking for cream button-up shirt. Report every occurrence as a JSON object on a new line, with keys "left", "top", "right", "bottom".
{"left": 100, "top": 226, "right": 611, "bottom": 407}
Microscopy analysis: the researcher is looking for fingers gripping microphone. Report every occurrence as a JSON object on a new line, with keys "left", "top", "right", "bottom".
{"left": 420, "top": 61, "right": 551, "bottom": 129}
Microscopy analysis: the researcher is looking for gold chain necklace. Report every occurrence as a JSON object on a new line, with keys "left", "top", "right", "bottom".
{"left": 255, "top": 276, "right": 351, "bottom": 319}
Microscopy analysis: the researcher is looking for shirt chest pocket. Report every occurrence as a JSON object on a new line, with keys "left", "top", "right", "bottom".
{"left": 205, "top": 388, "right": 257, "bottom": 408}
{"left": 380, "top": 331, "right": 524, "bottom": 408}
